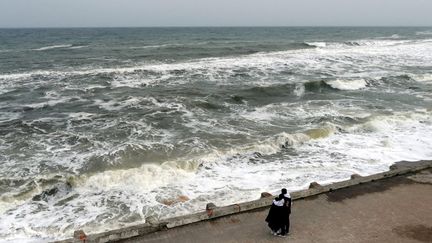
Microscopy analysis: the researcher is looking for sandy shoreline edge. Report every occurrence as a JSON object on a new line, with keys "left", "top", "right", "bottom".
{"left": 54, "top": 160, "right": 432, "bottom": 243}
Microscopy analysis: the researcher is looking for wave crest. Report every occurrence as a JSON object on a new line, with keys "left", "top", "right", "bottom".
{"left": 416, "top": 31, "right": 432, "bottom": 36}
{"left": 325, "top": 79, "right": 367, "bottom": 91}
{"left": 33, "top": 44, "right": 73, "bottom": 51}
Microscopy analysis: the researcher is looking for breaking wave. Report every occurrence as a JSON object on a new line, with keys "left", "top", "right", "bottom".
{"left": 33, "top": 44, "right": 73, "bottom": 51}
{"left": 2, "top": 28, "right": 432, "bottom": 242}
{"left": 411, "top": 73, "right": 432, "bottom": 83}
{"left": 325, "top": 79, "right": 368, "bottom": 91}
{"left": 1, "top": 37, "right": 430, "bottom": 92}
{"left": 304, "top": 42, "right": 326, "bottom": 48}
{"left": 416, "top": 31, "right": 432, "bottom": 36}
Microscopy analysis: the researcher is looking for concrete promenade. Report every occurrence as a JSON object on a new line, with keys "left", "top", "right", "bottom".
{"left": 122, "top": 169, "right": 432, "bottom": 243}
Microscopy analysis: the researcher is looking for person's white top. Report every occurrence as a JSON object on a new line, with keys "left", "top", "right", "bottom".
{"left": 273, "top": 192, "right": 293, "bottom": 207}
{"left": 272, "top": 198, "right": 284, "bottom": 207}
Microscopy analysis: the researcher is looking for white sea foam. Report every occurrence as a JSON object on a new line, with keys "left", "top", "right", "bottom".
{"left": 68, "top": 45, "right": 88, "bottom": 49}
{"left": 110, "top": 75, "right": 160, "bottom": 88}
{"left": 346, "top": 39, "right": 411, "bottom": 47}
{"left": 0, "top": 71, "right": 54, "bottom": 81}
{"left": 325, "top": 79, "right": 367, "bottom": 90}
{"left": 33, "top": 44, "right": 73, "bottom": 51}
{"left": 67, "top": 112, "right": 95, "bottom": 120}
{"left": 416, "top": 31, "right": 432, "bottom": 36}
{"left": 2, "top": 36, "right": 432, "bottom": 241}
{"left": 293, "top": 83, "right": 305, "bottom": 97}
{"left": 1, "top": 38, "right": 431, "bottom": 91}
{"left": 411, "top": 73, "right": 432, "bottom": 83}
{"left": 81, "top": 162, "right": 197, "bottom": 191}
{"left": 21, "top": 97, "right": 70, "bottom": 109}
{"left": 1, "top": 109, "right": 432, "bottom": 241}
{"left": 129, "top": 44, "right": 178, "bottom": 49}
{"left": 333, "top": 112, "right": 432, "bottom": 164}
{"left": 305, "top": 42, "right": 326, "bottom": 48}
{"left": 0, "top": 112, "right": 22, "bottom": 124}
{"left": 376, "top": 34, "right": 402, "bottom": 39}
{"left": 92, "top": 97, "right": 144, "bottom": 111}
{"left": 185, "top": 111, "right": 432, "bottom": 215}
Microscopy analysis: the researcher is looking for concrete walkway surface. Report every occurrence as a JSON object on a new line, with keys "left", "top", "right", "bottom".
{"left": 121, "top": 169, "right": 432, "bottom": 243}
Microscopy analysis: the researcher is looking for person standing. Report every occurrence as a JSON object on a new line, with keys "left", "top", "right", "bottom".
{"left": 279, "top": 188, "right": 292, "bottom": 237}
{"left": 265, "top": 195, "right": 284, "bottom": 235}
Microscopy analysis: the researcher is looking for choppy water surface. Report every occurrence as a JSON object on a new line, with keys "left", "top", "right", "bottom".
{"left": 1, "top": 27, "right": 432, "bottom": 241}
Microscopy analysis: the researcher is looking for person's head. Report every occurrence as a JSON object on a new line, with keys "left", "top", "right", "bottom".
{"left": 281, "top": 188, "right": 287, "bottom": 194}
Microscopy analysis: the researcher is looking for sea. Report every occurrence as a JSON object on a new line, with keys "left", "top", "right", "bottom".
{"left": 0, "top": 27, "right": 432, "bottom": 241}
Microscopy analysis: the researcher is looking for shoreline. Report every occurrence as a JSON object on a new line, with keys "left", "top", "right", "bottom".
{"left": 54, "top": 160, "right": 432, "bottom": 243}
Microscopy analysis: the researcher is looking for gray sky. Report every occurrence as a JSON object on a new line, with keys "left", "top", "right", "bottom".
{"left": 0, "top": 0, "right": 431, "bottom": 28}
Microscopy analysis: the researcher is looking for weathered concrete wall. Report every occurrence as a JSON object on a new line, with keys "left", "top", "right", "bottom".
{"left": 55, "top": 160, "right": 432, "bottom": 243}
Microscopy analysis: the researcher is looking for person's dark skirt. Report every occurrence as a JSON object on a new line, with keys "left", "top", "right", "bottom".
{"left": 265, "top": 204, "right": 283, "bottom": 233}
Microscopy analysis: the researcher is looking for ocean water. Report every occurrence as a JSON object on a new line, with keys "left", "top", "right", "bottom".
{"left": 0, "top": 27, "right": 432, "bottom": 241}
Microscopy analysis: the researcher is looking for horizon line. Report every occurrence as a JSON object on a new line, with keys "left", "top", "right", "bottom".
{"left": 0, "top": 25, "right": 431, "bottom": 29}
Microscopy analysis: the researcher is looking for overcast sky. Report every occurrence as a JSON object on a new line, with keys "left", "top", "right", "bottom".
{"left": 0, "top": 0, "right": 431, "bottom": 28}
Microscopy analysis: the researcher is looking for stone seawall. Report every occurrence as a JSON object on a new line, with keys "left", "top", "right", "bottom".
{"left": 55, "top": 160, "right": 432, "bottom": 243}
